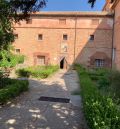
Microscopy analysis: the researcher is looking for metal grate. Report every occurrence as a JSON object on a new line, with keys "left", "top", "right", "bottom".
{"left": 39, "top": 96, "right": 70, "bottom": 103}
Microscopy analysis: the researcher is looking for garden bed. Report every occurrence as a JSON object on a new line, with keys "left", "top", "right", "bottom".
{"left": 16, "top": 65, "right": 59, "bottom": 79}
{"left": 0, "top": 78, "right": 29, "bottom": 104}
{"left": 74, "top": 64, "right": 120, "bottom": 129}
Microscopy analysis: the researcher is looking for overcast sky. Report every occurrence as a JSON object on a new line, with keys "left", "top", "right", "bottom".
{"left": 41, "top": 0, "right": 106, "bottom": 11}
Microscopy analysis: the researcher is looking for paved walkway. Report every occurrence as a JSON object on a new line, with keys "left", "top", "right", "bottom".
{"left": 0, "top": 70, "right": 87, "bottom": 129}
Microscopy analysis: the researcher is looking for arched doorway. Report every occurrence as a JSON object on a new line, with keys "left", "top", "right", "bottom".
{"left": 60, "top": 57, "right": 67, "bottom": 69}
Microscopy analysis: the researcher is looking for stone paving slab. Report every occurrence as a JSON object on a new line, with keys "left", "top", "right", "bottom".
{"left": 0, "top": 70, "right": 87, "bottom": 129}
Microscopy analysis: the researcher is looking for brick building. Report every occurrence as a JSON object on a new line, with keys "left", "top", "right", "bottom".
{"left": 13, "top": 11, "right": 113, "bottom": 69}
{"left": 13, "top": 0, "right": 120, "bottom": 70}
{"left": 103, "top": 0, "right": 120, "bottom": 70}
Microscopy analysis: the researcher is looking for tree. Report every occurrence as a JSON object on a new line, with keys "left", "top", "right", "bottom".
{"left": 88, "top": 0, "right": 114, "bottom": 7}
{"left": 0, "top": 0, "right": 46, "bottom": 49}
{"left": 88, "top": 0, "right": 96, "bottom": 7}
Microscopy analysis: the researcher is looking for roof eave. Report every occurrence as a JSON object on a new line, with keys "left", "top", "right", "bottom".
{"left": 30, "top": 12, "right": 113, "bottom": 18}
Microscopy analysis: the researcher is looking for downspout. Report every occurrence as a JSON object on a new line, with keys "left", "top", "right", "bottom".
{"left": 74, "top": 15, "right": 77, "bottom": 62}
{"left": 111, "top": 10, "right": 115, "bottom": 69}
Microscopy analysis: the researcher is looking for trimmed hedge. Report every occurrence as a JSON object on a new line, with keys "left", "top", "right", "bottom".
{"left": 75, "top": 64, "right": 120, "bottom": 129}
{"left": 16, "top": 65, "right": 59, "bottom": 79}
{"left": 0, "top": 79, "right": 29, "bottom": 104}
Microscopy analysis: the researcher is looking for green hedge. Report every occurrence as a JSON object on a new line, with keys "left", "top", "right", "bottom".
{"left": 88, "top": 68, "right": 120, "bottom": 99}
{"left": 0, "top": 79, "right": 29, "bottom": 104}
{"left": 16, "top": 65, "right": 59, "bottom": 79}
{"left": 75, "top": 64, "right": 120, "bottom": 129}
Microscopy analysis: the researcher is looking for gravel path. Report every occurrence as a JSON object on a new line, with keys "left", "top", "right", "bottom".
{"left": 0, "top": 70, "right": 87, "bottom": 129}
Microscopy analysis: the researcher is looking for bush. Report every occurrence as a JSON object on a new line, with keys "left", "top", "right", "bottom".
{"left": 109, "top": 70, "right": 120, "bottom": 98}
{"left": 89, "top": 74, "right": 100, "bottom": 81}
{"left": 98, "top": 76, "right": 110, "bottom": 89}
{"left": 94, "top": 68, "right": 110, "bottom": 76}
{"left": 0, "top": 79, "right": 29, "bottom": 104}
{"left": 16, "top": 69, "right": 30, "bottom": 77}
{"left": 15, "top": 55, "right": 25, "bottom": 64}
{"left": 0, "top": 49, "right": 24, "bottom": 68}
{"left": 75, "top": 64, "right": 120, "bottom": 129}
{"left": 90, "top": 68, "right": 120, "bottom": 99}
{"left": 16, "top": 65, "right": 59, "bottom": 79}
{"left": 0, "top": 70, "right": 4, "bottom": 79}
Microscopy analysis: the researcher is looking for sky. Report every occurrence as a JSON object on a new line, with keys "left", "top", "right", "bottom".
{"left": 42, "top": 0, "right": 106, "bottom": 11}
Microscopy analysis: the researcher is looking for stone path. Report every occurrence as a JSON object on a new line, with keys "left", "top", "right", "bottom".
{"left": 0, "top": 70, "right": 87, "bottom": 129}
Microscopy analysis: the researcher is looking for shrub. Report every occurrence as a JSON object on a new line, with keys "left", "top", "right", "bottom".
{"left": 0, "top": 70, "right": 4, "bottom": 79}
{"left": 98, "top": 76, "right": 110, "bottom": 89}
{"left": 15, "top": 55, "right": 25, "bottom": 64}
{"left": 94, "top": 68, "right": 110, "bottom": 76}
{"left": 91, "top": 68, "right": 120, "bottom": 99}
{"left": 109, "top": 70, "right": 120, "bottom": 98}
{"left": 0, "top": 79, "right": 29, "bottom": 104}
{"left": 75, "top": 64, "right": 120, "bottom": 129}
{"left": 89, "top": 74, "right": 100, "bottom": 81}
{"left": 0, "top": 49, "right": 24, "bottom": 68}
{"left": 16, "top": 69, "right": 30, "bottom": 77}
{"left": 16, "top": 65, "right": 59, "bottom": 79}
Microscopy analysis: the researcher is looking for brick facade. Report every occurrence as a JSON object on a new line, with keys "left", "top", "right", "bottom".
{"left": 112, "top": 0, "right": 120, "bottom": 70}
{"left": 13, "top": 12, "right": 113, "bottom": 68}
{"left": 103, "top": 0, "right": 120, "bottom": 70}
{"left": 90, "top": 52, "right": 111, "bottom": 68}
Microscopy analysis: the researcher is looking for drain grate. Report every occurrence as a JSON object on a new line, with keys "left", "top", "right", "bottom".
{"left": 39, "top": 96, "right": 70, "bottom": 103}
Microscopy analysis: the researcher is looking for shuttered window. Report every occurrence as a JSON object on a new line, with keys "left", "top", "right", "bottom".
{"left": 37, "top": 56, "right": 45, "bottom": 65}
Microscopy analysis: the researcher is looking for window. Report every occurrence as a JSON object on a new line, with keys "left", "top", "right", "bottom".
{"left": 95, "top": 59, "right": 105, "bottom": 67}
{"left": 14, "top": 34, "right": 18, "bottom": 39}
{"left": 91, "top": 19, "right": 99, "bottom": 25}
{"left": 59, "top": 19, "right": 66, "bottom": 25}
{"left": 37, "top": 56, "right": 45, "bottom": 65}
{"left": 89, "top": 35, "right": 94, "bottom": 41}
{"left": 63, "top": 34, "right": 68, "bottom": 40}
{"left": 26, "top": 18, "right": 32, "bottom": 24}
{"left": 15, "top": 49, "right": 20, "bottom": 53}
{"left": 38, "top": 34, "right": 43, "bottom": 40}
